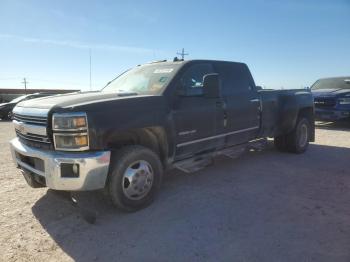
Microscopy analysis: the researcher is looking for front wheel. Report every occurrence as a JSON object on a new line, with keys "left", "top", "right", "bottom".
{"left": 107, "top": 145, "right": 163, "bottom": 212}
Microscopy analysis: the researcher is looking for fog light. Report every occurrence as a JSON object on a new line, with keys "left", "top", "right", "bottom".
{"left": 72, "top": 164, "right": 79, "bottom": 175}
{"left": 61, "top": 163, "right": 80, "bottom": 178}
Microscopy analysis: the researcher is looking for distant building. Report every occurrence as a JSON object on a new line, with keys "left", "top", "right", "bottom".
{"left": 0, "top": 88, "right": 80, "bottom": 102}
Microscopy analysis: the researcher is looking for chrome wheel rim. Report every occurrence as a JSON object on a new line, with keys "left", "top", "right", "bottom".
{"left": 298, "top": 123, "right": 308, "bottom": 148}
{"left": 122, "top": 160, "right": 154, "bottom": 200}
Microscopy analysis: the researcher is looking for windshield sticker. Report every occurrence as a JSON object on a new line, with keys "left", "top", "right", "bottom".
{"left": 154, "top": 68, "right": 173, "bottom": 74}
{"left": 150, "top": 83, "right": 163, "bottom": 91}
{"left": 159, "top": 76, "right": 168, "bottom": 83}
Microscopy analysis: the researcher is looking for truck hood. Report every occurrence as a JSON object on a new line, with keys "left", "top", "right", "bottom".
{"left": 16, "top": 91, "right": 151, "bottom": 109}
{"left": 0, "top": 102, "right": 15, "bottom": 108}
{"left": 312, "top": 88, "right": 350, "bottom": 97}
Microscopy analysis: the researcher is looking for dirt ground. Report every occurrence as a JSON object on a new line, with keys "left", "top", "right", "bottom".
{"left": 0, "top": 120, "right": 349, "bottom": 262}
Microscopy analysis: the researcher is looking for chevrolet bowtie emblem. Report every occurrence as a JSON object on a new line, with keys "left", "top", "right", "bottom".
{"left": 18, "top": 125, "right": 26, "bottom": 134}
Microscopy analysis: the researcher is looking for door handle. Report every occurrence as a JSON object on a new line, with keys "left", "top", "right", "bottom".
{"left": 250, "top": 99, "right": 260, "bottom": 103}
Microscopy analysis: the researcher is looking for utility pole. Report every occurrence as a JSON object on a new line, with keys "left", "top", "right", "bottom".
{"left": 89, "top": 48, "right": 92, "bottom": 91}
{"left": 176, "top": 48, "right": 189, "bottom": 60}
{"left": 22, "top": 78, "right": 28, "bottom": 94}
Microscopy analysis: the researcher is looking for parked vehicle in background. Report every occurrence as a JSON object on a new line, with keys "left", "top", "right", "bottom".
{"left": 9, "top": 59, "right": 315, "bottom": 211}
{"left": 0, "top": 93, "right": 56, "bottom": 120}
{"left": 311, "top": 77, "right": 350, "bottom": 121}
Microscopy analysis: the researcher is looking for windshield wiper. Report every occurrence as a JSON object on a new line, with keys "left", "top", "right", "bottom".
{"left": 117, "top": 92, "right": 138, "bottom": 97}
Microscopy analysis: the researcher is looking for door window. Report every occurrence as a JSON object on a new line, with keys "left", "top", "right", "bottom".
{"left": 181, "top": 63, "right": 214, "bottom": 95}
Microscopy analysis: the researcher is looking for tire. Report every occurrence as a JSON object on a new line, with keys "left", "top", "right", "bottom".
{"left": 1, "top": 110, "right": 10, "bottom": 121}
{"left": 7, "top": 111, "right": 13, "bottom": 120}
{"left": 107, "top": 145, "right": 163, "bottom": 212}
{"left": 285, "top": 117, "right": 311, "bottom": 153}
{"left": 274, "top": 135, "right": 287, "bottom": 151}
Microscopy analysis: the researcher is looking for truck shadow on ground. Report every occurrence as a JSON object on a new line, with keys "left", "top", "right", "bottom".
{"left": 315, "top": 120, "right": 350, "bottom": 131}
{"left": 31, "top": 142, "right": 350, "bottom": 262}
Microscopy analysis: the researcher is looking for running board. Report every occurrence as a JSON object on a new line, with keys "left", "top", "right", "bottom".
{"left": 174, "top": 157, "right": 213, "bottom": 173}
{"left": 174, "top": 138, "right": 267, "bottom": 173}
{"left": 218, "top": 145, "right": 247, "bottom": 159}
{"left": 248, "top": 138, "right": 268, "bottom": 151}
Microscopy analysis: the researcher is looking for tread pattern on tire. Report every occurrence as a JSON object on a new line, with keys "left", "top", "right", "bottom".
{"left": 274, "top": 117, "right": 310, "bottom": 154}
{"left": 285, "top": 117, "right": 310, "bottom": 153}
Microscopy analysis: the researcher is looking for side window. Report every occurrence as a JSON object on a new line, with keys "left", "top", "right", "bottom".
{"left": 181, "top": 63, "right": 214, "bottom": 95}
{"left": 215, "top": 63, "right": 254, "bottom": 96}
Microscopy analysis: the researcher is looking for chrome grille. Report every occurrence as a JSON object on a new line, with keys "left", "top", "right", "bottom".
{"left": 13, "top": 113, "right": 47, "bottom": 126}
{"left": 13, "top": 111, "right": 52, "bottom": 149}
{"left": 314, "top": 97, "right": 336, "bottom": 108}
{"left": 15, "top": 130, "right": 51, "bottom": 144}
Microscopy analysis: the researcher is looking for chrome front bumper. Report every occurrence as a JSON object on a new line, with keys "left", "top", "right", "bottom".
{"left": 10, "top": 137, "right": 111, "bottom": 191}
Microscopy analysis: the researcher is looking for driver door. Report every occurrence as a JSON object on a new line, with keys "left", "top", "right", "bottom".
{"left": 172, "top": 63, "right": 225, "bottom": 160}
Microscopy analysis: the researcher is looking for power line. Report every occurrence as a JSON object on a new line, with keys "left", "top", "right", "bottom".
{"left": 0, "top": 77, "right": 100, "bottom": 88}
{"left": 0, "top": 77, "right": 22, "bottom": 80}
{"left": 89, "top": 48, "right": 92, "bottom": 91}
{"left": 21, "top": 78, "right": 89, "bottom": 86}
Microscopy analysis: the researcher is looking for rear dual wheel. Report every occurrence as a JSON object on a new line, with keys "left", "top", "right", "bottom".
{"left": 274, "top": 117, "right": 311, "bottom": 153}
{"left": 7, "top": 111, "right": 13, "bottom": 120}
{"left": 2, "top": 111, "right": 13, "bottom": 120}
{"left": 107, "top": 145, "right": 163, "bottom": 212}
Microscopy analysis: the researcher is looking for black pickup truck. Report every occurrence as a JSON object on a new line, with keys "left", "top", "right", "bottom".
{"left": 10, "top": 59, "right": 315, "bottom": 211}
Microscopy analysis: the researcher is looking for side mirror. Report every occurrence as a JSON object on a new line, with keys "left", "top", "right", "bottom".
{"left": 256, "top": 85, "right": 263, "bottom": 91}
{"left": 203, "top": 73, "right": 221, "bottom": 98}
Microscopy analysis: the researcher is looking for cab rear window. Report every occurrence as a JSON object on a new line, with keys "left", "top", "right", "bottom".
{"left": 214, "top": 62, "right": 255, "bottom": 95}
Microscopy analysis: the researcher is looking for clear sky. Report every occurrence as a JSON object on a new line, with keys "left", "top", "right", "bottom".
{"left": 0, "top": 0, "right": 349, "bottom": 91}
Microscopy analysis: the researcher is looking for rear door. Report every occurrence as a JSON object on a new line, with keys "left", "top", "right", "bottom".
{"left": 213, "top": 62, "right": 260, "bottom": 145}
{"left": 172, "top": 62, "right": 225, "bottom": 159}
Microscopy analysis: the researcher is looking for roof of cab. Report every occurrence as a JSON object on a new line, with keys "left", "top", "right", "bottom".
{"left": 317, "top": 76, "right": 350, "bottom": 81}
{"left": 140, "top": 59, "right": 246, "bottom": 67}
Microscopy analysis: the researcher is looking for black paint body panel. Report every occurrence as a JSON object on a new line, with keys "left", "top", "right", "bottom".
{"left": 16, "top": 60, "right": 315, "bottom": 165}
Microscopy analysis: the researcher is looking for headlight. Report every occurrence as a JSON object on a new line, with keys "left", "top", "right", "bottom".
{"left": 52, "top": 112, "right": 89, "bottom": 151}
{"left": 53, "top": 113, "right": 87, "bottom": 130}
{"left": 338, "top": 98, "right": 350, "bottom": 105}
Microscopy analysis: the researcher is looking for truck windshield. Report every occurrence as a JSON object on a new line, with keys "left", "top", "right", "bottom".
{"left": 102, "top": 64, "right": 180, "bottom": 95}
{"left": 311, "top": 77, "right": 350, "bottom": 90}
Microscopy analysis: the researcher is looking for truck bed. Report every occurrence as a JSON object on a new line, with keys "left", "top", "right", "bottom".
{"left": 258, "top": 89, "right": 314, "bottom": 138}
